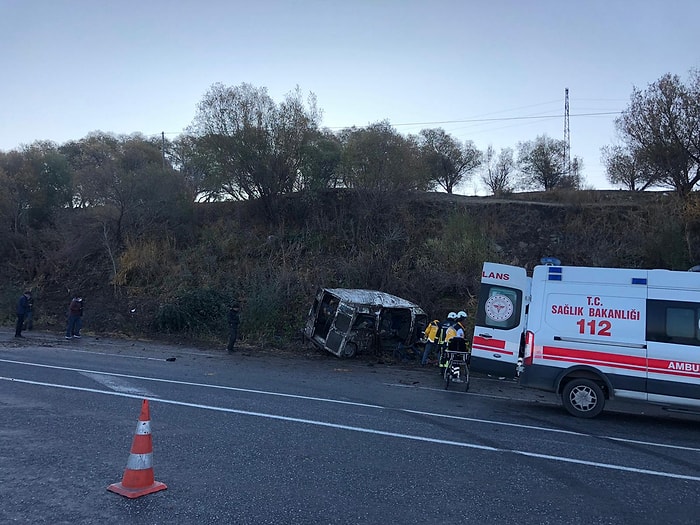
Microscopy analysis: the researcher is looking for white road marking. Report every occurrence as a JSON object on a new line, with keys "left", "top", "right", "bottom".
{"left": 1, "top": 373, "right": 699, "bottom": 482}
{"left": 81, "top": 372, "right": 157, "bottom": 397}
{"left": 0, "top": 358, "right": 385, "bottom": 410}
{"left": 2, "top": 357, "right": 699, "bottom": 454}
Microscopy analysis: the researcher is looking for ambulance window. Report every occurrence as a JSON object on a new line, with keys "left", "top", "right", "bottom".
{"left": 476, "top": 284, "right": 522, "bottom": 330}
{"left": 647, "top": 300, "right": 700, "bottom": 346}
{"left": 667, "top": 308, "right": 695, "bottom": 339}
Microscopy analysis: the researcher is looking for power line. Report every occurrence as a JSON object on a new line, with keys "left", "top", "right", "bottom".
{"left": 323, "top": 111, "right": 621, "bottom": 130}
{"left": 152, "top": 111, "right": 622, "bottom": 138}
{"left": 390, "top": 111, "right": 621, "bottom": 128}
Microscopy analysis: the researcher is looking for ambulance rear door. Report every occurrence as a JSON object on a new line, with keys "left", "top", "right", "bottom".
{"left": 470, "top": 262, "right": 530, "bottom": 378}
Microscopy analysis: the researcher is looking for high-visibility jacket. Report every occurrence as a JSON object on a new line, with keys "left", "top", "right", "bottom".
{"left": 454, "top": 321, "right": 465, "bottom": 339}
{"left": 436, "top": 320, "right": 453, "bottom": 368}
{"left": 444, "top": 321, "right": 466, "bottom": 344}
{"left": 436, "top": 320, "right": 452, "bottom": 346}
{"left": 424, "top": 320, "right": 440, "bottom": 342}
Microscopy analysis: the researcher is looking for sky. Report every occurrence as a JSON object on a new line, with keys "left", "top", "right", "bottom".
{"left": 1, "top": 0, "right": 699, "bottom": 193}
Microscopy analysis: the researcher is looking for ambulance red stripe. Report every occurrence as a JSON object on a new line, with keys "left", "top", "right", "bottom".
{"left": 540, "top": 346, "right": 700, "bottom": 379}
{"left": 542, "top": 346, "right": 646, "bottom": 367}
{"left": 472, "top": 336, "right": 514, "bottom": 356}
{"left": 542, "top": 354, "right": 647, "bottom": 373}
{"left": 472, "top": 336, "right": 506, "bottom": 349}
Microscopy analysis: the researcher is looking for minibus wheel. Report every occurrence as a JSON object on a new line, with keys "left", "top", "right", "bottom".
{"left": 342, "top": 342, "right": 358, "bottom": 358}
{"left": 561, "top": 378, "right": 605, "bottom": 418}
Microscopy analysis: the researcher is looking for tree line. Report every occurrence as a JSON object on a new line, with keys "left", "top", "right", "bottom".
{"left": 1, "top": 69, "right": 698, "bottom": 239}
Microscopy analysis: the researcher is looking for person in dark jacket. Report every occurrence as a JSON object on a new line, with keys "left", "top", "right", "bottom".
{"left": 227, "top": 302, "right": 241, "bottom": 354}
{"left": 66, "top": 296, "right": 84, "bottom": 339}
{"left": 15, "top": 291, "right": 32, "bottom": 338}
{"left": 23, "top": 293, "right": 34, "bottom": 330}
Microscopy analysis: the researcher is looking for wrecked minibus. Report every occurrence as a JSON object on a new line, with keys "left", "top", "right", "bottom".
{"left": 303, "top": 288, "right": 428, "bottom": 358}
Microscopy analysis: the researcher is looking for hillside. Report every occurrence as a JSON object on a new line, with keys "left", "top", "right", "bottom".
{"left": 3, "top": 189, "right": 697, "bottom": 351}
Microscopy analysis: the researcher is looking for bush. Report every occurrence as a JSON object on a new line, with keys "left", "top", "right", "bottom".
{"left": 154, "top": 288, "right": 233, "bottom": 336}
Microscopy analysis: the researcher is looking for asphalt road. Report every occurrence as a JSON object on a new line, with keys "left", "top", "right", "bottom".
{"left": 1, "top": 329, "right": 699, "bottom": 524}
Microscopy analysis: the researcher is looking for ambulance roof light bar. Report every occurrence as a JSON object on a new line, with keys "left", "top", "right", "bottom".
{"left": 540, "top": 257, "right": 561, "bottom": 267}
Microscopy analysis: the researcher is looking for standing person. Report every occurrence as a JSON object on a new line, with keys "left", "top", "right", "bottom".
{"left": 447, "top": 310, "right": 469, "bottom": 353}
{"left": 66, "top": 296, "right": 83, "bottom": 339}
{"left": 227, "top": 301, "right": 241, "bottom": 354}
{"left": 421, "top": 319, "right": 440, "bottom": 366}
{"left": 437, "top": 312, "right": 457, "bottom": 372}
{"left": 454, "top": 310, "right": 468, "bottom": 338}
{"left": 24, "top": 292, "right": 34, "bottom": 330}
{"left": 74, "top": 297, "right": 84, "bottom": 337}
{"left": 15, "top": 291, "right": 32, "bottom": 338}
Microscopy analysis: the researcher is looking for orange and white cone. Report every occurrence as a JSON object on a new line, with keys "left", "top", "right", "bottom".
{"left": 107, "top": 399, "right": 167, "bottom": 498}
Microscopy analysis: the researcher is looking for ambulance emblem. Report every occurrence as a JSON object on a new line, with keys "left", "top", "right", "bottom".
{"left": 485, "top": 294, "right": 514, "bottom": 322}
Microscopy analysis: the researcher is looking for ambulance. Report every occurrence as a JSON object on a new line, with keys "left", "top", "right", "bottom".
{"left": 470, "top": 260, "right": 700, "bottom": 418}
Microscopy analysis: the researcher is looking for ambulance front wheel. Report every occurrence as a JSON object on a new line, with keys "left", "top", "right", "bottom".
{"left": 562, "top": 378, "right": 605, "bottom": 418}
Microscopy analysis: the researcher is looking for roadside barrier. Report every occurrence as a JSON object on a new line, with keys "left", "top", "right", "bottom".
{"left": 107, "top": 399, "right": 167, "bottom": 498}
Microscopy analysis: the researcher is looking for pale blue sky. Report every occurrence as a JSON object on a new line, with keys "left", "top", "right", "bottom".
{"left": 1, "top": 0, "right": 698, "bottom": 192}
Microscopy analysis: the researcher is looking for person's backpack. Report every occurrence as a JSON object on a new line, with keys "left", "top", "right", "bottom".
{"left": 436, "top": 321, "right": 451, "bottom": 346}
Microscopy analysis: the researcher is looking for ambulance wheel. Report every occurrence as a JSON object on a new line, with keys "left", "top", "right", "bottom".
{"left": 562, "top": 379, "right": 605, "bottom": 418}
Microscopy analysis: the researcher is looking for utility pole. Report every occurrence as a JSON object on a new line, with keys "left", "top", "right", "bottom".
{"left": 564, "top": 88, "right": 571, "bottom": 176}
{"left": 161, "top": 131, "right": 166, "bottom": 170}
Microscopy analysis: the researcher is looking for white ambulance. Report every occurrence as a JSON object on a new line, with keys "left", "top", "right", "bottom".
{"left": 470, "top": 261, "right": 700, "bottom": 418}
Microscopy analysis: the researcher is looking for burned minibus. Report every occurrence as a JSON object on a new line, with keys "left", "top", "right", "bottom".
{"left": 304, "top": 288, "right": 428, "bottom": 358}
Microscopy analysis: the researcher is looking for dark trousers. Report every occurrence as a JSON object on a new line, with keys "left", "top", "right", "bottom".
{"left": 66, "top": 315, "right": 81, "bottom": 337}
{"left": 15, "top": 314, "right": 25, "bottom": 336}
{"left": 227, "top": 326, "right": 239, "bottom": 352}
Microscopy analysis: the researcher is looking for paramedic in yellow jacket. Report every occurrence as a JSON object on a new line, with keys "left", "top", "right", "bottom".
{"left": 421, "top": 319, "right": 440, "bottom": 365}
{"left": 444, "top": 311, "right": 470, "bottom": 378}
{"left": 453, "top": 311, "right": 467, "bottom": 339}
{"left": 448, "top": 311, "right": 469, "bottom": 350}
{"left": 437, "top": 312, "right": 457, "bottom": 370}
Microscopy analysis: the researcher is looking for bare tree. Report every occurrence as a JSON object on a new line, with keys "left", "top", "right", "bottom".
{"left": 61, "top": 133, "right": 189, "bottom": 243}
{"left": 189, "top": 83, "right": 322, "bottom": 211}
{"left": 338, "top": 121, "right": 427, "bottom": 191}
{"left": 517, "top": 135, "right": 573, "bottom": 191}
{"left": 568, "top": 157, "right": 585, "bottom": 189}
{"left": 418, "top": 128, "right": 481, "bottom": 193}
{"left": 481, "top": 145, "right": 516, "bottom": 196}
{"left": 298, "top": 129, "right": 343, "bottom": 190}
{"left": 0, "top": 141, "right": 72, "bottom": 230}
{"left": 168, "top": 134, "right": 213, "bottom": 202}
{"left": 601, "top": 145, "right": 656, "bottom": 191}
{"left": 615, "top": 70, "right": 700, "bottom": 196}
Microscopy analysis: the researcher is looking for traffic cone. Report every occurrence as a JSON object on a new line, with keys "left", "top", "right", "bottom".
{"left": 107, "top": 399, "right": 167, "bottom": 498}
